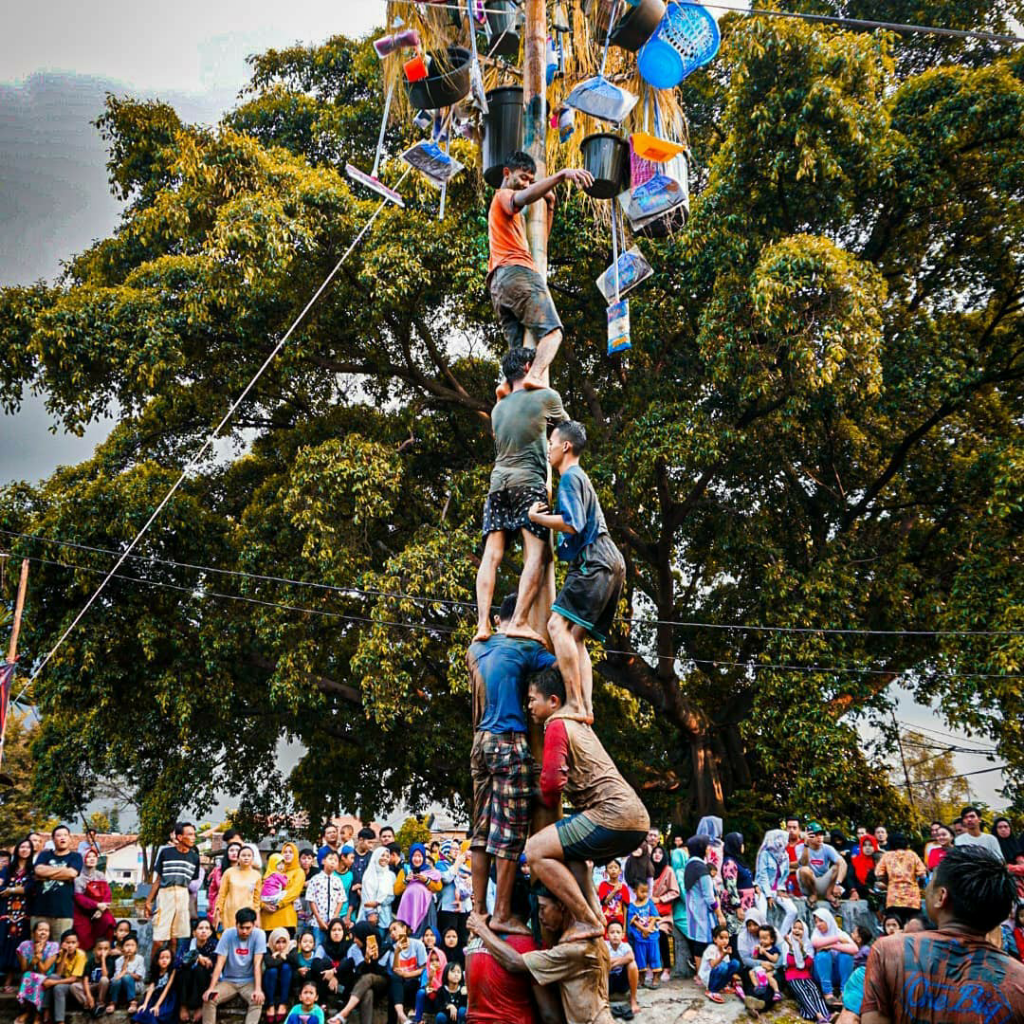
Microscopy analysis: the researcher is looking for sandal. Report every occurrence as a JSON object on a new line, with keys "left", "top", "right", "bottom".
{"left": 127, "top": 1003, "right": 139, "bottom": 1014}
{"left": 706, "top": 991, "right": 725, "bottom": 1003}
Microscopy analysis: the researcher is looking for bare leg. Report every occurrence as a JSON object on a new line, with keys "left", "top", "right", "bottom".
{"left": 576, "top": 627, "right": 594, "bottom": 722}
{"left": 568, "top": 860, "right": 603, "bottom": 926}
{"left": 475, "top": 531, "right": 506, "bottom": 641}
{"left": 505, "top": 530, "right": 550, "bottom": 643}
{"left": 490, "top": 858, "right": 532, "bottom": 935}
{"left": 525, "top": 826, "right": 604, "bottom": 941}
{"left": 522, "top": 328, "right": 563, "bottom": 390}
{"left": 471, "top": 847, "right": 491, "bottom": 917}
{"left": 628, "top": 960, "right": 641, "bottom": 1013}
{"left": 548, "top": 613, "right": 587, "bottom": 721}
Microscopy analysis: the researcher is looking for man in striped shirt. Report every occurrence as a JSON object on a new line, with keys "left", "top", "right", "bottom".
{"left": 144, "top": 822, "right": 200, "bottom": 961}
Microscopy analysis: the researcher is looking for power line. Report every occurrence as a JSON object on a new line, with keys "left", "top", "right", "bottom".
{"left": 6, "top": 529, "right": 1023, "bottom": 639}
{"left": 386, "top": 0, "right": 1024, "bottom": 45}
{"left": 908, "top": 764, "right": 1008, "bottom": 786}
{"left": 898, "top": 719, "right": 999, "bottom": 748}
{"left": 9, "top": 173, "right": 410, "bottom": 709}
{"left": 10, "top": 552, "right": 1023, "bottom": 712}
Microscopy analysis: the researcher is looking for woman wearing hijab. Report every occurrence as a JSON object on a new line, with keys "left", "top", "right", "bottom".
{"left": 683, "top": 836, "right": 722, "bottom": 977}
{"left": 847, "top": 835, "right": 879, "bottom": 901}
{"left": 313, "top": 918, "right": 353, "bottom": 1008}
{"left": 325, "top": 920, "right": 389, "bottom": 1024}
{"left": 668, "top": 846, "right": 692, "bottom": 979}
{"left": 394, "top": 845, "right": 442, "bottom": 939}
{"left": 782, "top": 920, "right": 831, "bottom": 1023}
{"left": 261, "top": 843, "right": 306, "bottom": 936}
{"left": 650, "top": 845, "right": 679, "bottom": 984}
{"left": 624, "top": 846, "right": 651, "bottom": 895}
{"left": 753, "top": 830, "right": 797, "bottom": 940}
{"left": 873, "top": 833, "right": 927, "bottom": 926}
{"left": 357, "top": 848, "right": 395, "bottom": 930}
{"left": 206, "top": 842, "right": 240, "bottom": 925}
{"left": 735, "top": 906, "right": 766, "bottom": 973}
{"left": 213, "top": 844, "right": 262, "bottom": 931}
{"left": 696, "top": 817, "right": 724, "bottom": 873}
{"left": 809, "top": 907, "right": 858, "bottom": 1009}
{"left": 72, "top": 847, "right": 116, "bottom": 950}
{"left": 994, "top": 817, "right": 1021, "bottom": 864}
{"left": 721, "top": 833, "right": 755, "bottom": 933}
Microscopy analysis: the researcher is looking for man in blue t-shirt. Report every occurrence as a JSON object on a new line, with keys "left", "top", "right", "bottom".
{"left": 32, "top": 824, "right": 83, "bottom": 939}
{"left": 202, "top": 907, "right": 266, "bottom": 1024}
{"left": 528, "top": 420, "right": 625, "bottom": 724}
{"left": 468, "top": 592, "right": 555, "bottom": 937}
{"left": 797, "top": 823, "right": 847, "bottom": 904}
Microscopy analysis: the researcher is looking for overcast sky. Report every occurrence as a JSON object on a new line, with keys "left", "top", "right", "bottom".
{"left": 1, "top": 0, "right": 1007, "bottom": 815}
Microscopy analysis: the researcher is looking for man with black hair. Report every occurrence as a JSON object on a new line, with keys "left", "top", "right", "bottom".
{"left": 32, "top": 824, "right": 82, "bottom": 939}
{"left": 529, "top": 421, "right": 625, "bottom": 723}
{"left": 468, "top": 592, "right": 556, "bottom": 936}
{"left": 348, "top": 827, "right": 376, "bottom": 919}
{"left": 475, "top": 346, "right": 569, "bottom": 644}
{"left": 954, "top": 805, "right": 1004, "bottom": 861}
{"left": 145, "top": 822, "right": 200, "bottom": 961}
{"left": 203, "top": 907, "right": 266, "bottom": 1024}
{"left": 488, "top": 151, "right": 594, "bottom": 396}
{"left": 861, "top": 846, "right": 1024, "bottom": 1023}
{"left": 524, "top": 667, "right": 649, "bottom": 943}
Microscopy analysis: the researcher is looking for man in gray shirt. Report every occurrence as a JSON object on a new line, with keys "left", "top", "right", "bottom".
{"left": 475, "top": 346, "right": 568, "bottom": 643}
{"left": 953, "top": 805, "right": 1004, "bottom": 861}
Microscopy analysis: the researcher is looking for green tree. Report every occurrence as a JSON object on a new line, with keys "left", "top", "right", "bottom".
{"left": 395, "top": 816, "right": 433, "bottom": 854}
{"left": 1, "top": 12, "right": 1021, "bottom": 839}
{"left": 0, "top": 712, "right": 55, "bottom": 843}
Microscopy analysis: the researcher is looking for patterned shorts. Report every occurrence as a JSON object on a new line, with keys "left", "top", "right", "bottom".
{"left": 470, "top": 731, "right": 533, "bottom": 860}
{"left": 482, "top": 486, "right": 549, "bottom": 541}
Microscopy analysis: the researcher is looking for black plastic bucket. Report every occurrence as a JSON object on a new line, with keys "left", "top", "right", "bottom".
{"left": 610, "top": 0, "right": 666, "bottom": 52}
{"left": 581, "top": 133, "right": 629, "bottom": 199}
{"left": 482, "top": 87, "right": 524, "bottom": 187}
{"left": 485, "top": 0, "right": 522, "bottom": 59}
{"left": 407, "top": 47, "right": 472, "bottom": 110}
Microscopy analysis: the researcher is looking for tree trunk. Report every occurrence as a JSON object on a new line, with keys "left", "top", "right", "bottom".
{"left": 688, "top": 731, "right": 726, "bottom": 817}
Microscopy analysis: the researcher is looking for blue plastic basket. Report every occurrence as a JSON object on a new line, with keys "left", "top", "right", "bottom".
{"left": 638, "top": 1, "right": 721, "bottom": 89}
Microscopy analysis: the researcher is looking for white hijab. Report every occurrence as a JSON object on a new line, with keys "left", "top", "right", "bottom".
{"left": 361, "top": 848, "right": 395, "bottom": 905}
{"left": 812, "top": 906, "right": 851, "bottom": 945}
{"left": 784, "top": 924, "right": 814, "bottom": 970}
{"left": 737, "top": 907, "right": 767, "bottom": 960}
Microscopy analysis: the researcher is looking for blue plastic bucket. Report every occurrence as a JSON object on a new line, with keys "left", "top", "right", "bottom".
{"left": 638, "top": 1, "right": 721, "bottom": 89}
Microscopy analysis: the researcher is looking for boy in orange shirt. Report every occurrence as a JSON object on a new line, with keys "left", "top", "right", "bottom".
{"left": 488, "top": 151, "right": 593, "bottom": 395}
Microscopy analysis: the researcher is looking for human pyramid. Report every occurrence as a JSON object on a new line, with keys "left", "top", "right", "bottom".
{"left": 465, "top": 150, "right": 651, "bottom": 1022}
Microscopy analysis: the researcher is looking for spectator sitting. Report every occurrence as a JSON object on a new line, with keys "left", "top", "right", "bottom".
{"left": 41, "top": 929, "right": 87, "bottom": 1024}
{"left": 133, "top": 946, "right": 177, "bottom": 1024}
{"left": 283, "top": 980, "right": 323, "bottom": 1024}
{"left": 201, "top": 907, "right": 266, "bottom": 1024}
{"left": 177, "top": 919, "right": 218, "bottom": 1023}
{"left": 861, "top": 845, "right": 1024, "bottom": 1023}
{"left": 810, "top": 907, "right": 858, "bottom": 1010}
{"left": 698, "top": 924, "right": 742, "bottom": 1004}
{"left": 434, "top": 962, "right": 467, "bottom": 1024}
{"left": 781, "top": 920, "right": 830, "bottom": 1023}
{"left": 605, "top": 920, "right": 640, "bottom": 1015}
{"left": 797, "top": 823, "right": 847, "bottom": 909}
{"left": 108, "top": 933, "right": 146, "bottom": 1014}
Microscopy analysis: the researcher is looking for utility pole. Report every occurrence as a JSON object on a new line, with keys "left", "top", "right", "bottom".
{"left": 0, "top": 557, "right": 30, "bottom": 776}
{"left": 522, "top": 0, "right": 549, "bottom": 277}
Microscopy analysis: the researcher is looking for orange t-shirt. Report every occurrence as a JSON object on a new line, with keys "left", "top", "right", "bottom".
{"left": 487, "top": 189, "right": 536, "bottom": 275}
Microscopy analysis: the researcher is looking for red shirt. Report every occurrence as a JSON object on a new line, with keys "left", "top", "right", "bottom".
{"left": 467, "top": 934, "right": 539, "bottom": 1024}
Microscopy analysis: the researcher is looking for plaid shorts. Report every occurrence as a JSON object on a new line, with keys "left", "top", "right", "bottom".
{"left": 470, "top": 730, "right": 533, "bottom": 860}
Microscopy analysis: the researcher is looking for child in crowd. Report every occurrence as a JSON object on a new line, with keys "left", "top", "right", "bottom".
{"left": 288, "top": 931, "right": 318, "bottom": 1000}
{"left": 175, "top": 919, "right": 217, "bottom": 1023}
{"left": 284, "top": 981, "right": 325, "bottom": 1024}
{"left": 108, "top": 934, "right": 145, "bottom": 1014}
{"left": 782, "top": 921, "right": 830, "bottom": 1023}
{"left": 132, "top": 946, "right": 176, "bottom": 1024}
{"left": 111, "top": 922, "right": 132, "bottom": 959}
{"left": 882, "top": 914, "right": 902, "bottom": 936}
{"left": 434, "top": 963, "right": 466, "bottom": 1023}
{"left": 599, "top": 859, "right": 631, "bottom": 930}
{"left": 698, "top": 925, "right": 742, "bottom": 1004}
{"left": 412, "top": 947, "right": 447, "bottom": 1022}
{"left": 626, "top": 882, "right": 662, "bottom": 988}
{"left": 15, "top": 920, "right": 58, "bottom": 1024}
{"left": 41, "top": 929, "right": 87, "bottom": 1024}
{"left": 840, "top": 926, "right": 874, "bottom": 1019}
{"left": 263, "top": 928, "right": 294, "bottom": 1024}
{"left": 745, "top": 924, "right": 781, "bottom": 1013}
{"left": 83, "top": 937, "right": 114, "bottom": 1016}
{"left": 605, "top": 921, "right": 640, "bottom": 1015}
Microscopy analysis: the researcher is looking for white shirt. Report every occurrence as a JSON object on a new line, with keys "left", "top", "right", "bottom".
{"left": 954, "top": 831, "right": 1004, "bottom": 861}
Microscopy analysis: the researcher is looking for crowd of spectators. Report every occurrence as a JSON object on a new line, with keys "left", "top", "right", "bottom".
{"left": 1, "top": 807, "right": 1022, "bottom": 1024}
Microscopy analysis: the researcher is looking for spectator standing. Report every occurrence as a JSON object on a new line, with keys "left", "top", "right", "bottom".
{"left": 145, "top": 824, "right": 201, "bottom": 962}
{"left": 954, "top": 806, "right": 1005, "bottom": 861}
{"left": 650, "top": 845, "right": 679, "bottom": 983}
{"left": 1, "top": 838, "right": 35, "bottom": 990}
{"left": 683, "top": 835, "right": 723, "bottom": 978}
{"left": 848, "top": 836, "right": 879, "bottom": 902}
{"left": 861, "top": 846, "right": 1024, "bottom": 1023}
{"left": 356, "top": 848, "right": 395, "bottom": 929}
{"left": 348, "top": 829, "right": 376, "bottom": 921}
{"left": 626, "top": 882, "right": 661, "bottom": 988}
{"left": 721, "top": 833, "right": 755, "bottom": 930}
{"left": 873, "top": 826, "right": 889, "bottom": 853}
{"left": 926, "top": 825, "right": 954, "bottom": 872}
{"left": 994, "top": 817, "right": 1021, "bottom": 864}
{"left": 201, "top": 907, "right": 266, "bottom": 1024}
{"left": 72, "top": 848, "right": 116, "bottom": 951}
{"left": 317, "top": 827, "right": 341, "bottom": 871}
{"left": 305, "top": 852, "right": 346, "bottom": 947}
{"left": 206, "top": 844, "right": 240, "bottom": 925}
{"left": 213, "top": 847, "right": 262, "bottom": 933}
{"left": 436, "top": 841, "right": 472, "bottom": 950}
{"left": 78, "top": 831, "right": 101, "bottom": 859}
{"left": 597, "top": 859, "right": 630, "bottom": 931}
{"left": 874, "top": 834, "right": 927, "bottom": 925}
{"left": 32, "top": 826, "right": 82, "bottom": 939}
{"left": 261, "top": 843, "right": 305, "bottom": 936}
{"left": 222, "top": 832, "right": 262, "bottom": 871}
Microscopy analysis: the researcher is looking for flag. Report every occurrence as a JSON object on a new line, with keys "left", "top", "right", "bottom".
{"left": 0, "top": 661, "right": 15, "bottom": 742}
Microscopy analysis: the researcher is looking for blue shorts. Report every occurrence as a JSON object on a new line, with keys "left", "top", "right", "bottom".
{"left": 555, "top": 812, "right": 647, "bottom": 866}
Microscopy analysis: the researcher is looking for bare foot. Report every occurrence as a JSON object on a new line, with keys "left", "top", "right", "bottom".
{"left": 473, "top": 624, "right": 492, "bottom": 642}
{"left": 558, "top": 920, "right": 604, "bottom": 943}
{"left": 504, "top": 622, "right": 546, "bottom": 644}
{"left": 495, "top": 381, "right": 511, "bottom": 401}
{"left": 490, "top": 915, "right": 533, "bottom": 936}
{"left": 521, "top": 376, "right": 545, "bottom": 391}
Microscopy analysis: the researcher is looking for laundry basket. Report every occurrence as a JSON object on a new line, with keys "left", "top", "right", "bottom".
{"left": 638, "top": 1, "right": 720, "bottom": 89}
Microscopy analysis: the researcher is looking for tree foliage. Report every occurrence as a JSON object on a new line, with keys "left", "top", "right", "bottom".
{"left": 1, "top": 7, "right": 1022, "bottom": 841}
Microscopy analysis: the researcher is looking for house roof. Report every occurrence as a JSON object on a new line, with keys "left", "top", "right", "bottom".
{"left": 69, "top": 832, "right": 140, "bottom": 855}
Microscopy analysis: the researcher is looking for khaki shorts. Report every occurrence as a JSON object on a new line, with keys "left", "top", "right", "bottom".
{"left": 153, "top": 885, "right": 192, "bottom": 940}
